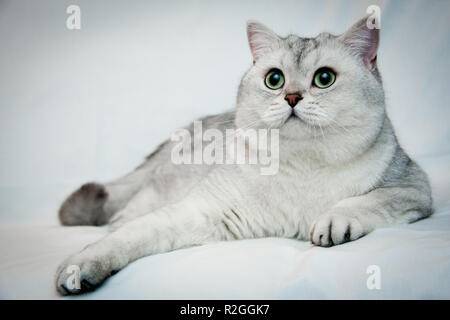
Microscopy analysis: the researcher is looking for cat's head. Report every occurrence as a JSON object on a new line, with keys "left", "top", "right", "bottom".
{"left": 236, "top": 16, "right": 386, "bottom": 146}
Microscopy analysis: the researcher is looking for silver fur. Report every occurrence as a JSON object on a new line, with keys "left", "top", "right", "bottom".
{"left": 56, "top": 17, "right": 432, "bottom": 295}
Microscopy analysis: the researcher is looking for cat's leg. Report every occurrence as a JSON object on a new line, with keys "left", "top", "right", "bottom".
{"left": 107, "top": 185, "right": 165, "bottom": 231}
{"left": 58, "top": 112, "right": 232, "bottom": 226}
{"left": 107, "top": 167, "right": 213, "bottom": 231}
{"left": 58, "top": 137, "right": 179, "bottom": 226}
{"left": 310, "top": 161, "right": 433, "bottom": 247}
{"left": 106, "top": 185, "right": 167, "bottom": 231}
{"left": 59, "top": 164, "right": 210, "bottom": 227}
{"left": 58, "top": 166, "right": 151, "bottom": 226}
{"left": 55, "top": 187, "right": 235, "bottom": 295}
{"left": 59, "top": 147, "right": 212, "bottom": 227}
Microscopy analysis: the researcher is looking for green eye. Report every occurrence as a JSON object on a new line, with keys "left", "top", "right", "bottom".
{"left": 313, "top": 68, "right": 336, "bottom": 88}
{"left": 265, "top": 69, "right": 285, "bottom": 89}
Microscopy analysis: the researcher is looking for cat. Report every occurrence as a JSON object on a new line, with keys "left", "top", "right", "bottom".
{"left": 55, "top": 16, "right": 433, "bottom": 295}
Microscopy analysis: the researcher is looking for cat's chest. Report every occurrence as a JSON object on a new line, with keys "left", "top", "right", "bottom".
{"left": 259, "top": 160, "right": 376, "bottom": 217}
{"left": 272, "top": 169, "right": 341, "bottom": 211}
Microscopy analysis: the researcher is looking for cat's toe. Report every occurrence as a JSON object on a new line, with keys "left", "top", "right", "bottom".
{"left": 310, "top": 212, "right": 364, "bottom": 247}
{"left": 55, "top": 254, "right": 112, "bottom": 295}
{"left": 55, "top": 261, "right": 80, "bottom": 295}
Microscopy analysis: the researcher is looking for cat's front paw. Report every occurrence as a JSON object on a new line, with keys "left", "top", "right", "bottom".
{"left": 55, "top": 251, "right": 115, "bottom": 295}
{"left": 310, "top": 211, "right": 365, "bottom": 247}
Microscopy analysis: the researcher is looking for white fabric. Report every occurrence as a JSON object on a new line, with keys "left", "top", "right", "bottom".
{"left": 1, "top": 0, "right": 450, "bottom": 299}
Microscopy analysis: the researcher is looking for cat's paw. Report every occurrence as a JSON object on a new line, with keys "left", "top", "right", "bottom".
{"left": 55, "top": 251, "right": 115, "bottom": 295}
{"left": 310, "top": 211, "right": 364, "bottom": 247}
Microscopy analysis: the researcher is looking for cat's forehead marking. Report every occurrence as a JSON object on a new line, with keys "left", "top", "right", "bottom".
{"left": 283, "top": 35, "right": 308, "bottom": 65}
{"left": 289, "top": 38, "right": 318, "bottom": 73}
{"left": 276, "top": 32, "right": 338, "bottom": 75}
{"left": 300, "top": 38, "right": 318, "bottom": 56}
{"left": 294, "top": 32, "right": 336, "bottom": 72}
{"left": 285, "top": 35, "right": 304, "bottom": 52}
{"left": 301, "top": 33, "right": 334, "bottom": 56}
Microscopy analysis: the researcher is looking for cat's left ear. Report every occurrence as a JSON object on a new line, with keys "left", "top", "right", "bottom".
{"left": 339, "top": 16, "right": 379, "bottom": 71}
{"left": 247, "top": 21, "right": 280, "bottom": 64}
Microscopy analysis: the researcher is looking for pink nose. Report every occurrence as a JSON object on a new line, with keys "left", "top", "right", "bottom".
{"left": 284, "top": 93, "right": 302, "bottom": 107}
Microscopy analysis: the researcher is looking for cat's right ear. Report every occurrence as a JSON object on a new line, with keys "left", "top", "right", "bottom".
{"left": 338, "top": 16, "right": 380, "bottom": 71}
{"left": 247, "top": 21, "right": 279, "bottom": 64}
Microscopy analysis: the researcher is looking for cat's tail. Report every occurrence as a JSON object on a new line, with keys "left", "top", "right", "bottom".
{"left": 58, "top": 182, "right": 110, "bottom": 226}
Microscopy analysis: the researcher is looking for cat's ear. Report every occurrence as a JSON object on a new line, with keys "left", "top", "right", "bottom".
{"left": 247, "top": 21, "right": 280, "bottom": 64}
{"left": 339, "top": 16, "right": 379, "bottom": 71}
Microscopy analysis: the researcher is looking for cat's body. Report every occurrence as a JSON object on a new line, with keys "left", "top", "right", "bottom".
{"left": 55, "top": 17, "right": 432, "bottom": 295}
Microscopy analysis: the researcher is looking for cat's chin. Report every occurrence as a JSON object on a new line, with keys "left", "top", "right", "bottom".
{"left": 279, "top": 116, "right": 312, "bottom": 139}
{"left": 285, "top": 114, "right": 305, "bottom": 124}
{"left": 285, "top": 114, "right": 313, "bottom": 128}
{"left": 279, "top": 116, "right": 307, "bottom": 138}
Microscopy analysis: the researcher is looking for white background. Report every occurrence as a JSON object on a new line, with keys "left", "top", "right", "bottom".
{"left": 0, "top": 0, "right": 449, "bottom": 221}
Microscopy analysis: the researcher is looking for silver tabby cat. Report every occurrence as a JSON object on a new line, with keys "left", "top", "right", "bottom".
{"left": 55, "top": 16, "right": 432, "bottom": 295}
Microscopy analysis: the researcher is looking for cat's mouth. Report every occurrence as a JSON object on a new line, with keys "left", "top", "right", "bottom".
{"left": 286, "top": 112, "right": 306, "bottom": 124}
{"left": 287, "top": 109, "right": 322, "bottom": 127}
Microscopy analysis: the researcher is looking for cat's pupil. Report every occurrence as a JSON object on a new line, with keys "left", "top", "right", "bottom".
{"left": 319, "top": 72, "right": 331, "bottom": 85}
{"left": 269, "top": 73, "right": 280, "bottom": 85}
